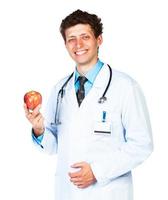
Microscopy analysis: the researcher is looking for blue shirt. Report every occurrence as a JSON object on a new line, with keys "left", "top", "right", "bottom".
{"left": 33, "top": 59, "right": 104, "bottom": 144}
{"left": 75, "top": 59, "right": 104, "bottom": 96}
{"left": 32, "top": 132, "right": 44, "bottom": 145}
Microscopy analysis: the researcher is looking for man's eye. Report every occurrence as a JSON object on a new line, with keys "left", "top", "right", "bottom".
{"left": 67, "top": 38, "right": 75, "bottom": 43}
{"left": 82, "top": 35, "right": 90, "bottom": 40}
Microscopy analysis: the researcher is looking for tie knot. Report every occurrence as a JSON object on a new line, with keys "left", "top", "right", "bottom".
{"left": 78, "top": 76, "right": 87, "bottom": 86}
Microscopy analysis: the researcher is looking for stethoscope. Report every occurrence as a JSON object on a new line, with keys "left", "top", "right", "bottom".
{"left": 54, "top": 64, "right": 112, "bottom": 125}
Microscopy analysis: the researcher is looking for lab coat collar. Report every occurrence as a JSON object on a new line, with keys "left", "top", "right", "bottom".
{"left": 66, "top": 63, "right": 110, "bottom": 91}
{"left": 64, "top": 63, "right": 110, "bottom": 109}
{"left": 92, "top": 63, "right": 110, "bottom": 89}
{"left": 74, "top": 59, "right": 104, "bottom": 85}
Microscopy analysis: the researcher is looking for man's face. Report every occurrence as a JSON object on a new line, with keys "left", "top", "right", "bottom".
{"left": 64, "top": 24, "right": 102, "bottom": 68}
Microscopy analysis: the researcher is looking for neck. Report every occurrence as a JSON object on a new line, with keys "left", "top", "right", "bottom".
{"left": 76, "top": 59, "right": 98, "bottom": 75}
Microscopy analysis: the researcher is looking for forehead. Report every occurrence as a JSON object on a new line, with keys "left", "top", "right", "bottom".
{"left": 65, "top": 24, "right": 94, "bottom": 37}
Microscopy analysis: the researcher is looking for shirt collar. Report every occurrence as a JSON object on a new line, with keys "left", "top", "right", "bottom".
{"left": 75, "top": 59, "right": 104, "bottom": 84}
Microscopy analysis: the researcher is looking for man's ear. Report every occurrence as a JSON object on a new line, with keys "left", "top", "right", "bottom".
{"left": 97, "top": 34, "right": 103, "bottom": 47}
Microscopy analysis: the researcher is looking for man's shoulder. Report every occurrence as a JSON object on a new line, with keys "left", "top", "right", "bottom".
{"left": 112, "top": 68, "right": 138, "bottom": 86}
{"left": 53, "top": 73, "right": 73, "bottom": 90}
{"left": 57, "top": 75, "right": 71, "bottom": 85}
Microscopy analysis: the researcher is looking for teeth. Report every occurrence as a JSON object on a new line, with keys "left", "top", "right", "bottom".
{"left": 75, "top": 50, "right": 87, "bottom": 55}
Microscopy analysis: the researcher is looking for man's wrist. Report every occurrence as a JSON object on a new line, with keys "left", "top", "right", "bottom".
{"left": 33, "top": 127, "right": 45, "bottom": 137}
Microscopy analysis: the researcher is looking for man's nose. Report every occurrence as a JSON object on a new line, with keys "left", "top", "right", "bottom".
{"left": 76, "top": 38, "right": 83, "bottom": 48}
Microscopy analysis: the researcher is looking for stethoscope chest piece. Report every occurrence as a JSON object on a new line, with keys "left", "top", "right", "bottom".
{"left": 98, "top": 96, "right": 107, "bottom": 104}
{"left": 98, "top": 64, "right": 112, "bottom": 104}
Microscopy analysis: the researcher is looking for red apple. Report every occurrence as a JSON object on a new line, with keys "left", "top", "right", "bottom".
{"left": 24, "top": 90, "right": 42, "bottom": 110}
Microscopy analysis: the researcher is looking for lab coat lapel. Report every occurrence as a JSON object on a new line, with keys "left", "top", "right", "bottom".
{"left": 92, "top": 63, "right": 110, "bottom": 89}
{"left": 63, "top": 64, "right": 110, "bottom": 110}
{"left": 81, "top": 63, "right": 110, "bottom": 108}
{"left": 65, "top": 72, "right": 79, "bottom": 109}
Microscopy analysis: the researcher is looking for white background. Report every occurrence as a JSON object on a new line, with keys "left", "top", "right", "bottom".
{"left": 0, "top": 0, "right": 168, "bottom": 199}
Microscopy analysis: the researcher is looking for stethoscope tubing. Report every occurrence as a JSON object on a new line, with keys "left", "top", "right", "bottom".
{"left": 54, "top": 64, "right": 112, "bottom": 124}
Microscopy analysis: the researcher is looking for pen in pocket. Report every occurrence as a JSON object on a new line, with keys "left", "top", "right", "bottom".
{"left": 102, "top": 111, "right": 106, "bottom": 122}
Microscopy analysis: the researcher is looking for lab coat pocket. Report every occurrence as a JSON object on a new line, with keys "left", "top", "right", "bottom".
{"left": 91, "top": 121, "right": 113, "bottom": 153}
{"left": 93, "top": 121, "right": 111, "bottom": 136}
{"left": 94, "top": 108, "right": 122, "bottom": 134}
{"left": 109, "top": 113, "right": 124, "bottom": 140}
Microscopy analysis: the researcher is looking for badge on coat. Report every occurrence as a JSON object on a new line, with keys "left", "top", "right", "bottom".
{"left": 94, "top": 111, "right": 111, "bottom": 135}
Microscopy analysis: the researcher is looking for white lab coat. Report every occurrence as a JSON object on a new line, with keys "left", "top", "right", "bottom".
{"left": 36, "top": 64, "right": 153, "bottom": 200}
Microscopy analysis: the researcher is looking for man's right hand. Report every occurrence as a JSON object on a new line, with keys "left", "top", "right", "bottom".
{"left": 24, "top": 103, "right": 45, "bottom": 137}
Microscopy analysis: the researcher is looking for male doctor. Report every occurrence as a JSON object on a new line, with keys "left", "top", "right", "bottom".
{"left": 24, "top": 9, "right": 153, "bottom": 200}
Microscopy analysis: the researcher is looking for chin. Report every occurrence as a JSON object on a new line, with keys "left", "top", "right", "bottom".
{"left": 75, "top": 56, "right": 92, "bottom": 64}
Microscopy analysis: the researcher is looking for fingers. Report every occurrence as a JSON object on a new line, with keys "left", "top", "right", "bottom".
{"left": 69, "top": 171, "right": 81, "bottom": 179}
{"left": 24, "top": 103, "right": 44, "bottom": 130}
{"left": 24, "top": 103, "right": 29, "bottom": 115}
{"left": 69, "top": 162, "right": 85, "bottom": 178}
{"left": 71, "top": 162, "right": 85, "bottom": 168}
{"left": 69, "top": 176, "right": 90, "bottom": 189}
{"left": 70, "top": 177, "right": 82, "bottom": 183}
{"left": 70, "top": 178, "right": 86, "bottom": 188}
{"left": 32, "top": 112, "right": 44, "bottom": 125}
{"left": 32, "top": 104, "right": 42, "bottom": 116}
{"left": 24, "top": 104, "right": 41, "bottom": 119}
{"left": 68, "top": 162, "right": 97, "bottom": 189}
{"left": 69, "top": 175, "right": 85, "bottom": 188}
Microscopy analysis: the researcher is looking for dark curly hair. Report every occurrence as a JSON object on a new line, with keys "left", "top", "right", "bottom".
{"left": 60, "top": 9, "right": 103, "bottom": 42}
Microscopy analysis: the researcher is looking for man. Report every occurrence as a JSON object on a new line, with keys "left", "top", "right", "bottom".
{"left": 24, "top": 9, "right": 153, "bottom": 200}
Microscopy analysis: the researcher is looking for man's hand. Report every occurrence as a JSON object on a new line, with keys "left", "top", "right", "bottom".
{"left": 68, "top": 162, "right": 97, "bottom": 189}
{"left": 24, "top": 103, "right": 44, "bottom": 136}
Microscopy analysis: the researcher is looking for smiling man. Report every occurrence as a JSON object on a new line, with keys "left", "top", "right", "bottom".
{"left": 24, "top": 9, "right": 153, "bottom": 200}
{"left": 64, "top": 23, "right": 102, "bottom": 74}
